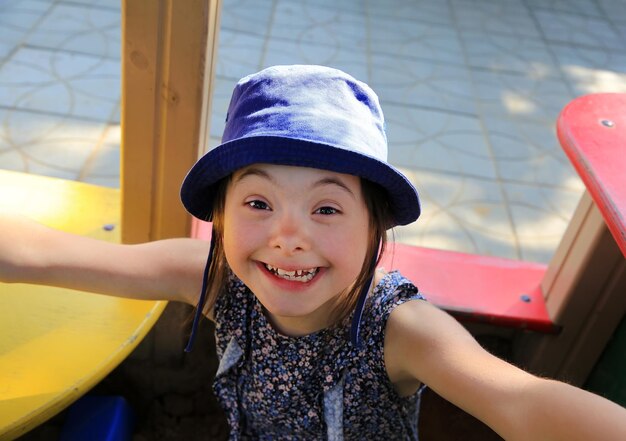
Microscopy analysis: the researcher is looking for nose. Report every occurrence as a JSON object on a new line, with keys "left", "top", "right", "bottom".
{"left": 268, "top": 209, "right": 311, "bottom": 254}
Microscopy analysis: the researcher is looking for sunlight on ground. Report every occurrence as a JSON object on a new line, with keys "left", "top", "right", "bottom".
{"left": 502, "top": 91, "right": 537, "bottom": 115}
{"left": 564, "top": 65, "right": 626, "bottom": 94}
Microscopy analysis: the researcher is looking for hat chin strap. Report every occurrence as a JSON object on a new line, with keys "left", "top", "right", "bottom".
{"left": 349, "top": 254, "right": 379, "bottom": 349}
{"left": 184, "top": 227, "right": 216, "bottom": 352}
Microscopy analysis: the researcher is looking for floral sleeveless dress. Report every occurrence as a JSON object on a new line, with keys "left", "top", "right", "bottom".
{"left": 212, "top": 270, "right": 426, "bottom": 440}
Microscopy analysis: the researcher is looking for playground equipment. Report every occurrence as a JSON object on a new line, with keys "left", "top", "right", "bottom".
{"left": 0, "top": 12, "right": 624, "bottom": 431}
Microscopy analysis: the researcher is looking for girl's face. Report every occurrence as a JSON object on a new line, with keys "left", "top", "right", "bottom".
{"left": 223, "top": 163, "right": 370, "bottom": 337}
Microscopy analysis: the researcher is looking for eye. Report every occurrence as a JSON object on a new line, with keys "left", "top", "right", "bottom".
{"left": 247, "top": 200, "right": 271, "bottom": 211}
{"left": 315, "top": 206, "right": 339, "bottom": 215}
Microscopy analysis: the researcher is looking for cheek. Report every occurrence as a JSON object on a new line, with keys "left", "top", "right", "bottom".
{"left": 222, "top": 214, "right": 268, "bottom": 274}
{"left": 224, "top": 219, "right": 248, "bottom": 247}
{"left": 348, "top": 213, "right": 370, "bottom": 251}
{"left": 324, "top": 220, "right": 370, "bottom": 271}
{"left": 222, "top": 206, "right": 252, "bottom": 264}
{"left": 222, "top": 226, "right": 238, "bottom": 266}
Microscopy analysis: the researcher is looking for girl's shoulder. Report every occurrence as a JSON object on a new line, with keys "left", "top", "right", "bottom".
{"left": 368, "top": 269, "right": 424, "bottom": 312}
{"left": 359, "top": 270, "right": 425, "bottom": 345}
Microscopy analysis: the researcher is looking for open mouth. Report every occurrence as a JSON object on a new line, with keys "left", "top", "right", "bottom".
{"left": 264, "top": 263, "right": 319, "bottom": 283}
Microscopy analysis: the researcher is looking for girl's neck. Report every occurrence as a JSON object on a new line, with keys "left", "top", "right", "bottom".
{"left": 262, "top": 301, "right": 337, "bottom": 338}
{"left": 260, "top": 269, "right": 386, "bottom": 338}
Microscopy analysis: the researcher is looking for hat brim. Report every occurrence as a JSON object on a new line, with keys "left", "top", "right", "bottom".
{"left": 180, "top": 135, "right": 420, "bottom": 227}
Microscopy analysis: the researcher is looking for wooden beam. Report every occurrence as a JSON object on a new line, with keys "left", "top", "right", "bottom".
{"left": 121, "top": 0, "right": 221, "bottom": 243}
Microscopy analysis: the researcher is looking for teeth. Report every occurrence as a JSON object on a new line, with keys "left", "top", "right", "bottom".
{"left": 264, "top": 264, "right": 318, "bottom": 282}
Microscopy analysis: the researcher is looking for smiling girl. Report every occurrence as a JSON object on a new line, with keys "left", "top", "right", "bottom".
{"left": 2, "top": 65, "right": 626, "bottom": 440}
{"left": 223, "top": 165, "right": 371, "bottom": 336}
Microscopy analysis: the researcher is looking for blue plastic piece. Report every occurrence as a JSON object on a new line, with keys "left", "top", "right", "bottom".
{"left": 59, "top": 395, "right": 135, "bottom": 441}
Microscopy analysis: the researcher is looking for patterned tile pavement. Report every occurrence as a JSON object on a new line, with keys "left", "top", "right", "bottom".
{"left": 2, "top": 0, "right": 626, "bottom": 263}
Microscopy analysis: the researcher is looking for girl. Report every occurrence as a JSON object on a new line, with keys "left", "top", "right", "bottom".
{"left": 2, "top": 65, "right": 626, "bottom": 440}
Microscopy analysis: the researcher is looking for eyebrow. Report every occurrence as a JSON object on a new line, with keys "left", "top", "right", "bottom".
{"left": 312, "top": 177, "right": 356, "bottom": 199}
{"left": 234, "top": 167, "right": 274, "bottom": 184}
{"left": 234, "top": 166, "right": 356, "bottom": 199}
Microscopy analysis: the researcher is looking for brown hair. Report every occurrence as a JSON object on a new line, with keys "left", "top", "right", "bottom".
{"left": 196, "top": 176, "right": 394, "bottom": 325}
{"left": 329, "top": 179, "right": 393, "bottom": 324}
{"left": 196, "top": 176, "right": 230, "bottom": 318}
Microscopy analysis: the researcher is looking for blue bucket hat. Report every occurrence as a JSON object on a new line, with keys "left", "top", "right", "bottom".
{"left": 181, "top": 65, "right": 421, "bottom": 351}
{"left": 181, "top": 64, "right": 420, "bottom": 226}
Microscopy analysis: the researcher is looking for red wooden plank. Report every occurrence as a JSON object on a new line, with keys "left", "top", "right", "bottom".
{"left": 557, "top": 93, "right": 626, "bottom": 258}
{"left": 380, "top": 244, "right": 556, "bottom": 333}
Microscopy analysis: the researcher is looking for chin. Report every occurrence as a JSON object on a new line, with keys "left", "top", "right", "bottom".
{"left": 259, "top": 295, "right": 332, "bottom": 330}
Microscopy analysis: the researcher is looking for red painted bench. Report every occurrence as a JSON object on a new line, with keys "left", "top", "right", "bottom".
{"left": 378, "top": 244, "right": 554, "bottom": 332}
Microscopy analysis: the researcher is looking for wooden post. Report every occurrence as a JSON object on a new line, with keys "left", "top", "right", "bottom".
{"left": 120, "top": 0, "right": 222, "bottom": 363}
{"left": 514, "top": 191, "right": 626, "bottom": 384}
{"left": 121, "top": 0, "right": 222, "bottom": 244}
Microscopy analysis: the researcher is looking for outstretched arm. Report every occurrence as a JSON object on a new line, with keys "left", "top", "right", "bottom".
{"left": 0, "top": 214, "right": 209, "bottom": 306}
{"left": 385, "top": 300, "right": 626, "bottom": 441}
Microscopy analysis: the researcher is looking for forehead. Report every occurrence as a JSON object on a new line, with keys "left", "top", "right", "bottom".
{"left": 231, "top": 163, "right": 362, "bottom": 190}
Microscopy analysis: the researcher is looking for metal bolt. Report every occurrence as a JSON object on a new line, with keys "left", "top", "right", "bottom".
{"left": 520, "top": 294, "right": 532, "bottom": 303}
{"left": 600, "top": 119, "right": 615, "bottom": 128}
{"left": 103, "top": 224, "right": 115, "bottom": 231}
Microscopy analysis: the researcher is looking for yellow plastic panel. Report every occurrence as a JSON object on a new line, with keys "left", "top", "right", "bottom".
{"left": 0, "top": 170, "right": 166, "bottom": 440}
